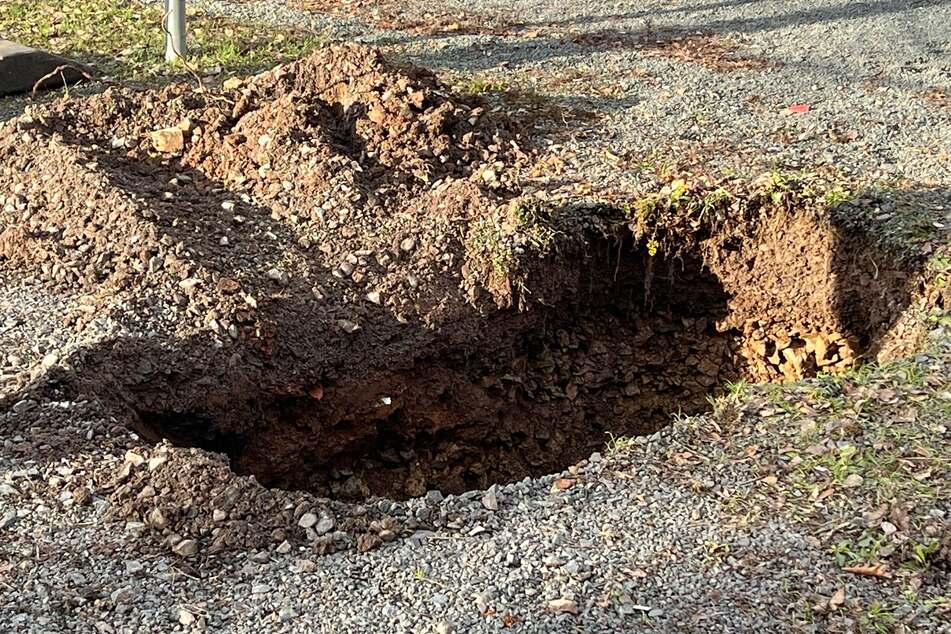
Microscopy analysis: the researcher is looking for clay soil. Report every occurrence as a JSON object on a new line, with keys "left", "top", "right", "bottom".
{"left": 0, "top": 46, "right": 926, "bottom": 503}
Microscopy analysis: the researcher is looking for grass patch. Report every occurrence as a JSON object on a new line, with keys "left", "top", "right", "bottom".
{"left": 464, "top": 197, "right": 566, "bottom": 299}
{"left": 0, "top": 0, "right": 326, "bottom": 82}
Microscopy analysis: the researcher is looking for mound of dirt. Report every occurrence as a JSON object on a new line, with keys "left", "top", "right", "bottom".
{"left": 0, "top": 45, "right": 928, "bottom": 525}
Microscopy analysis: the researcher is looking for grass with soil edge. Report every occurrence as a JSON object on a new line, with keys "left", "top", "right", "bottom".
{"left": 0, "top": 0, "right": 327, "bottom": 82}
{"left": 604, "top": 326, "right": 951, "bottom": 629}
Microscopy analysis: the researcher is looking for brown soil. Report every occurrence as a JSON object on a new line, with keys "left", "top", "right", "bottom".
{"left": 0, "top": 46, "right": 925, "bottom": 506}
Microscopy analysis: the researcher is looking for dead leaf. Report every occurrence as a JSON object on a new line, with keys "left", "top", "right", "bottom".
{"left": 308, "top": 385, "right": 324, "bottom": 400}
{"left": 546, "top": 598, "right": 579, "bottom": 615}
{"left": 762, "top": 475, "right": 778, "bottom": 486}
{"left": 829, "top": 588, "right": 846, "bottom": 610}
{"left": 616, "top": 566, "right": 649, "bottom": 580}
{"left": 913, "top": 468, "right": 933, "bottom": 481}
{"left": 843, "top": 563, "right": 890, "bottom": 578}
{"left": 552, "top": 478, "right": 575, "bottom": 491}
{"left": 815, "top": 487, "right": 835, "bottom": 501}
{"left": 501, "top": 612, "right": 518, "bottom": 627}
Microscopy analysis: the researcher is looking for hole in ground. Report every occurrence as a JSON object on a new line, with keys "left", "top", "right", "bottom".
{"left": 126, "top": 209, "right": 918, "bottom": 503}
{"left": 136, "top": 240, "right": 736, "bottom": 500}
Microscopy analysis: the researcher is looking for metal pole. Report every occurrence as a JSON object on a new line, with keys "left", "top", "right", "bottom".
{"left": 165, "top": 0, "right": 187, "bottom": 63}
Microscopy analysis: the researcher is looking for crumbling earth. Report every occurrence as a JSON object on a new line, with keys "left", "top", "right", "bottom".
{"left": 0, "top": 45, "right": 931, "bottom": 558}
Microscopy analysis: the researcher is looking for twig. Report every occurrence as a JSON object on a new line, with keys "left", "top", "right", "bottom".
{"left": 30, "top": 64, "right": 94, "bottom": 99}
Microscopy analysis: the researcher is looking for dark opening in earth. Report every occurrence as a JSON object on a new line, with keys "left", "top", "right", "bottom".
{"left": 134, "top": 242, "right": 742, "bottom": 500}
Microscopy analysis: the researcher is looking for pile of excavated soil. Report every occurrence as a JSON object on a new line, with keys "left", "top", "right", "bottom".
{"left": 0, "top": 46, "right": 931, "bottom": 555}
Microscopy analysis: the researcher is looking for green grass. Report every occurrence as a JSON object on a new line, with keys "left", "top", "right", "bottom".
{"left": 0, "top": 0, "right": 326, "bottom": 82}
{"left": 861, "top": 601, "right": 898, "bottom": 634}
{"left": 454, "top": 76, "right": 511, "bottom": 95}
{"left": 464, "top": 198, "right": 566, "bottom": 298}
{"left": 608, "top": 327, "right": 950, "bottom": 589}
{"left": 605, "top": 432, "right": 639, "bottom": 456}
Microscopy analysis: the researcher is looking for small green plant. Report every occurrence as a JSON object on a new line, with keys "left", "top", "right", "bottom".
{"left": 763, "top": 169, "right": 791, "bottom": 204}
{"left": 823, "top": 185, "right": 852, "bottom": 207}
{"left": 509, "top": 201, "right": 561, "bottom": 251}
{"left": 928, "top": 255, "right": 950, "bottom": 289}
{"left": 862, "top": 601, "right": 897, "bottom": 634}
{"left": 905, "top": 539, "right": 940, "bottom": 570}
{"left": 724, "top": 379, "right": 749, "bottom": 398}
{"left": 829, "top": 531, "right": 885, "bottom": 566}
{"left": 454, "top": 76, "right": 510, "bottom": 95}
{"left": 700, "top": 187, "right": 732, "bottom": 219}
{"left": 467, "top": 221, "right": 515, "bottom": 280}
{"left": 702, "top": 540, "right": 730, "bottom": 565}
{"left": 605, "top": 432, "right": 638, "bottom": 456}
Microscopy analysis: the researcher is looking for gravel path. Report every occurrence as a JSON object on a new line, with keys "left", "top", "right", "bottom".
{"left": 193, "top": 0, "right": 951, "bottom": 195}
{"left": 2, "top": 1, "right": 950, "bottom": 633}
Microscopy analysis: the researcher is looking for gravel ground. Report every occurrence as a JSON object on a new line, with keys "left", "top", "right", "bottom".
{"left": 2, "top": 1, "right": 950, "bottom": 632}
{"left": 192, "top": 0, "right": 951, "bottom": 195}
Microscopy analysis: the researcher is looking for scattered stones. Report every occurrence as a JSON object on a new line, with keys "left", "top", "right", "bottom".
{"left": 314, "top": 515, "right": 335, "bottom": 535}
{"left": 178, "top": 609, "right": 195, "bottom": 626}
{"left": 546, "top": 598, "right": 579, "bottom": 615}
{"left": 172, "top": 539, "right": 199, "bottom": 557}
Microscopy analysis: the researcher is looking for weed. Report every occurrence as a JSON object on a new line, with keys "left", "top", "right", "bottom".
{"left": 467, "top": 221, "right": 515, "bottom": 281}
{"left": 829, "top": 530, "right": 885, "bottom": 566}
{"left": 862, "top": 602, "right": 897, "bottom": 634}
{"left": 605, "top": 432, "right": 638, "bottom": 456}
{"left": 823, "top": 185, "right": 852, "bottom": 207}
{"left": 702, "top": 540, "right": 730, "bottom": 566}
{"left": 904, "top": 539, "right": 940, "bottom": 571}
{"left": 454, "top": 76, "right": 510, "bottom": 95}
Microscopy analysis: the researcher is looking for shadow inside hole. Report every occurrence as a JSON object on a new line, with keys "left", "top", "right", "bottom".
{"left": 131, "top": 241, "right": 739, "bottom": 500}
